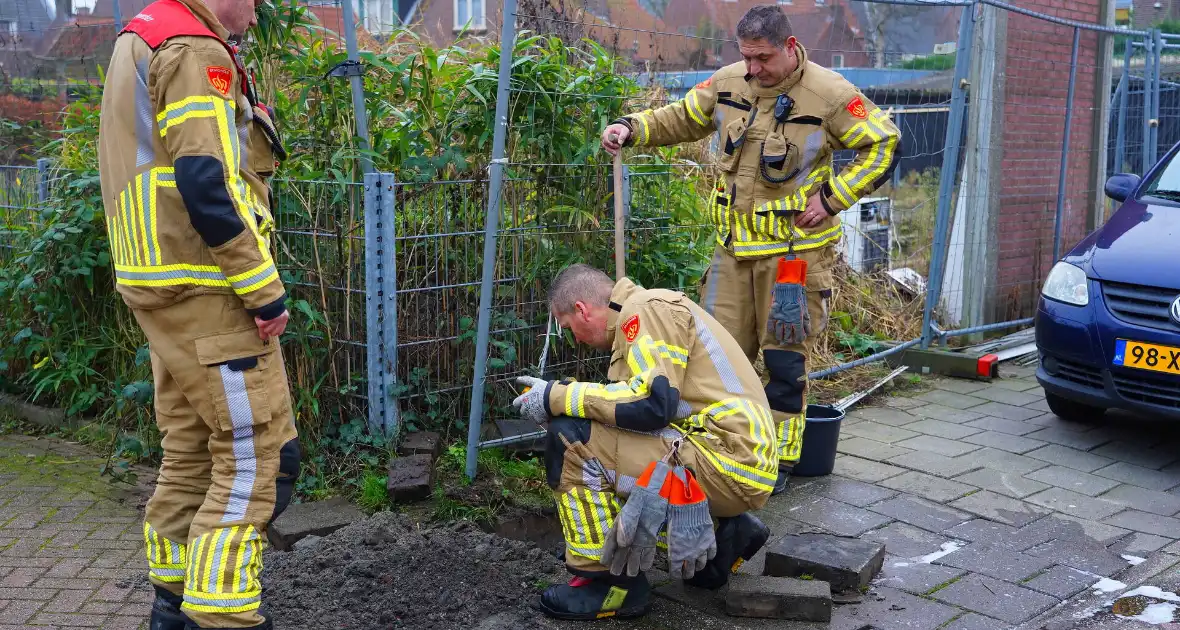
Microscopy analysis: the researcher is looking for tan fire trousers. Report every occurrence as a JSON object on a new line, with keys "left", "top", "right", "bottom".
{"left": 698, "top": 245, "right": 835, "bottom": 466}
{"left": 133, "top": 294, "right": 299, "bottom": 629}
{"left": 547, "top": 418, "right": 768, "bottom": 575}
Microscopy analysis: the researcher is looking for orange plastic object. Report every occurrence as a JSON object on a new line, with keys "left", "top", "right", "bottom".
{"left": 776, "top": 256, "right": 808, "bottom": 285}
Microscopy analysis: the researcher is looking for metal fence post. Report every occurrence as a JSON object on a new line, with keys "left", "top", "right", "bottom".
{"left": 1151, "top": 28, "right": 1163, "bottom": 167}
{"left": 1052, "top": 27, "right": 1080, "bottom": 262}
{"left": 35, "top": 158, "right": 50, "bottom": 203}
{"left": 920, "top": 2, "right": 976, "bottom": 349}
{"left": 1114, "top": 37, "right": 1131, "bottom": 176}
{"left": 465, "top": 0, "right": 518, "bottom": 480}
{"left": 1142, "top": 35, "right": 1153, "bottom": 175}
{"left": 111, "top": 0, "right": 123, "bottom": 31}
{"left": 364, "top": 173, "right": 384, "bottom": 434}
{"left": 342, "top": 0, "right": 373, "bottom": 176}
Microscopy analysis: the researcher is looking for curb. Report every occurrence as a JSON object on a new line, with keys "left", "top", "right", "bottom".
{"left": 0, "top": 391, "right": 81, "bottom": 430}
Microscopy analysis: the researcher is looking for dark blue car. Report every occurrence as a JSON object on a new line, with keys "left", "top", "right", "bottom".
{"left": 1035, "top": 149, "right": 1180, "bottom": 421}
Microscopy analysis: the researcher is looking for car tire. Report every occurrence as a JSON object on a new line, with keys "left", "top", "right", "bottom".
{"left": 1044, "top": 391, "right": 1106, "bottom": 422}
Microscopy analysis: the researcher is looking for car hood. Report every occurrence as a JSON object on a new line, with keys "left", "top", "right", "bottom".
{"left": 1072, "top": 198, "right": 1180, "bottom": 290}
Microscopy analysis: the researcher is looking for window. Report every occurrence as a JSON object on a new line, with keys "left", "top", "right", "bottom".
{"left": 454, "top": 0, "right": 486, "bottom": 31}
{"left": 777, "top": 0, "right": 793, "bottom": 4}
{"left": 0, "top": 20, "right": 16, "bottom": 37}
{"left": 815, "top": 0, "right": 825, "bottom": 5}
{"left": 831, "top": 54, "right": 844, "bottom": 67}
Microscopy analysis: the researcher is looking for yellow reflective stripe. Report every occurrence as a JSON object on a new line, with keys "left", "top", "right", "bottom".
{"left": 577, "top": 489, "right": 605, "bottom": 545}
{"left": 119, "top": 189, "right": 137, "bottom": 265}
{"left": 685, "top": 91, "right": 706, "bottom": 127}
{"left": 636, "top": 111, "right": 652, "bottom": 145}
{"left": 147, "top": 170, "right": 161, "bottom": 264}
{"left": 157, "top": 95, "right": 222, "bottom": 137}
{"left": 227, "top": 260, "right": 279, "bottom": 295}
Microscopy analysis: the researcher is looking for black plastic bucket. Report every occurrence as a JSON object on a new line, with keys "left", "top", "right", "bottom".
{"left": 793, "top": 404, "right": 846, "bottom": 477}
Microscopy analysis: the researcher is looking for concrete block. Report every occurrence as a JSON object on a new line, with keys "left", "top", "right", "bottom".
{"left": 724, "top": 574, "right": 831, "bottom": 621}
{"left": 764, "top": 533, "right": 885, "bottom": 591}
{"left": 397, "top": 431, "right": 441, "bottom": 459}
{"left": 387, "top": 454, "right": 434, "bottom": 503}
{"left": 268, "top": 497, "right": 364, "bottom": 551}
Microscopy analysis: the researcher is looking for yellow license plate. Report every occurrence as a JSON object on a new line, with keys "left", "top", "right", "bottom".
{"left": 1113, "top": 339, "right": 1180, "bottom": 375}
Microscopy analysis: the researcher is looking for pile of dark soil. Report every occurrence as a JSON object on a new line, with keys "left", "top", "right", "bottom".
{"left": 262, "top": 512, "right": 567, "bottom": 629}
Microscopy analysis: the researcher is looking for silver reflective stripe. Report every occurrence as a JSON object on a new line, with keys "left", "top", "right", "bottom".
{"left": 116, "top": 268, "right": 226, "bottom": 282}
{"left": 183, "top": 594, "right": 261, "bottom": 608}
{"left": 790, "top": 130, "right": 825, "bottom": 190}
{"left": 238, "top": 106, "right": 251, "bottom": 171}
{"left": 150, "top": 568, "right": 185, "bottom": 577}
{"left": 693, "top": 314, "right": 743, "bottom": 395}
{"left": 219, "top": 365, "right": 257, "bottom": 523}
{"left": 230, "top": 262, "right": 276, "bottom": 291}
{"left": 616, "top": 474, "right": 637, "bottom": 497}
{"left": 135, "top": 57, "right": 155, "bottom": 168}
{"left": 207, "top": 527, "right": 232, "bottom": 593}
{"left": 675, "top": 399, "right": 693, "bottom": 419}
{"left": 138, "top": 173, "right": 156, "bottom": 265}
{"left": 238, "top": 529, "right": 256, "bottom": 590}
{"left": 703, "top": 248, "right": 722, "bottom": 316}
{"left": 842, "top": 130, "right": 895, "bottom": 192}
{"left": 568, "top": 383, "right": 585, "bottom": 416}
{"left": 158, "top": 170, "right": 175, "bottom": 183}
{"left": 629, "top": 343, "right": 653, "bottom": 372}
{"left": 161, "top": 100, "right": 216, "bottom": 127}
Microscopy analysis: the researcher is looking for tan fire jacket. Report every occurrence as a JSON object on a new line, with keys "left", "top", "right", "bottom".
{"left": 618, "top": 44, "right": 901, "bottom": 259}
{"left": 97, "top": 0, "right": 287, "bottom": 318}
{"left": 545, "top": 278, "right": 779, "bottom": 494}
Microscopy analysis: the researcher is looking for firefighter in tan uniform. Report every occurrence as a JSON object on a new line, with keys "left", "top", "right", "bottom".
{"left": 603, "top": 5, "right": 901, "bottom": 495}
{"left": 512, "top": 264, "right": 776, "bottom": 620}
{"left": 97, "top": 0, "right": 297, "bottom": 628}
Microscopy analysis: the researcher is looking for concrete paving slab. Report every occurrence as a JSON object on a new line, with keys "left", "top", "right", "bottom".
{"left": 1098, "top": 484, "right": 1180, "bottom": 517}
{"left": 1026, "top": 466, "right": 1122, "bottom": 497}
{"left": 882, "top": 396, "right": 925, "bottom": 410}
{"left": 1025, "top": 537, "right": 1130, "bottom": 576}
{"left": 969, "top": 402, "right": 1044, "bottom": 422}
{"left": 886, "top": 450, "right": 983, "bottom": 478}
{"left": 963, "top": 416, "right": 1042, "bottom": 436}
{"left": 933, "top": 380, "right": 989, "bottom": 395}
{"left": 1103, "top": 510, "right": 1180, "bottom": 537}
{"left": 971, "top": 386, "right": 1044, "bottom": 407}
{"left": 949, "top": 491, "right": 1050, "bottom": 528}
{"left": 961, "top": 431, "right": 1047, "bottom": 454}
{"left": 838, "top": 437, "right": 915, "bottom": 462}
{"left": 993, "top": 378, "right": 1043, "bottom": 393}
{"left": 1025, "top": 487, "right": 1127, "bottom": 520}
{"left": 893, "top": 435, "right": 982, "bottom": 458}
{"left": 1162, "top": 538, "right": 1180, "bottom": 555}
{"left": 941, "top": 612, "right": 1012, "bottom": 630}
{"left": 870, "top": 496, "right": 972, "bottom": 533}
{"left": 905, "top": 419, "right": 983, "bottom": 440}
{"left": 784, "top": 496, "right": 895, "bottom": 537}
{"left": 1025, "top": 444, "right": 1115, "bottom": 473}
{"left": 915, "top": 390, "right": 989, "bottom": 411}
{"left": 1021, "top": 564, "right": 1098, "bottom": 599}
{"left": 1108, "top": 533, "right": 1173, "bottom": 556}
{"left": 880, "top": 471, "right": 978, "bottom": 503}
{"left": 874, "top": 555, "right": 967, "bottom": 595}
{"left": 1024, "top": 399, "right": 1052, "bottom": 413}
{"left": 843, "top": 423, "right": 922, "bottom": 444}
{"left": 932, "top": 573, "right": 1059, "bottom": 624}
{"left": 1090, "top": 442, "right": 1180, "bottom": 471}
{"left": 764, "top": 533, "right": 885, "bottom": 591}
{"left": 862, "top": 523, "right": 952, "bottom": 559}
{"left": 1093, "top": 462, "right": 1180, "bottom": 492}
{"left": 832, "top": 456, "right": 908, "bottom": 483}
{"left": 1023, "top": 412, "right": 1095, "bottom": 430}
{"left": 933, "top": 543, "right": 1055, "bottom": 582}
{"left": 831, "top": 586, "right": 960, "bottom": 630}
{"left": 953, "top": 447, "right": 1053, "bottom": 476}
{"left": 847, "top": 407, "right": 922, "bottom": 427}
{"left": 908, "top": 404, "right": 987, "bottom": 424}
{"left": 1023, "top": 427, "right": 1113, "bottom": 451}
{"left": 943, "top": 519, "right": 1023, "bottom": 547}
{"left": 796, "top": 476, "right": 900, "bottom": 508}
{"left": 725, "top": 574, "right": 832, "bottom": 622}
{"left": 953, "top": 468, "right": 1050, "bottom": 499}
{"left": 1032, "top": 514, "right": 1131, "bottom": 546}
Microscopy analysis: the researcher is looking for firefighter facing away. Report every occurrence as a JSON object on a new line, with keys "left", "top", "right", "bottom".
{"left": 97, "top": 0, "right": 298, "bottom": 627}
{"left": 512, "top": 264, "right": 777, "bottom": 620}
{"left": 602, "top": 5, "right": 902, "bottom": 495}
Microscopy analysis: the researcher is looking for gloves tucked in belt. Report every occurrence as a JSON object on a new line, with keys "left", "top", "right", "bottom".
{"left": 512, "top": 375, "right": 552, "bottom": 426}
{"left": 666, "top": 466, "right": 716, "bottom": 580}
{"left": 767, "top": 256, "right": 810, "bottom": 346}
{"left": 602, "top": 460, "right": 673, "bottom": 577}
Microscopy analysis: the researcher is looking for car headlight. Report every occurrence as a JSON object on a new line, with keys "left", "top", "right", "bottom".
{"left": 1042, "top": 262, "right": 1089, "bottom": 306}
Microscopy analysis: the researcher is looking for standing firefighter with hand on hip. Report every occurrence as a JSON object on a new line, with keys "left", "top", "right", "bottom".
{"left": 512, "top": 264, "right": 778, "bottom": 621}
{"left": 602, "top": 4, "right": 901, "bottom": 494}
{"left": 97, "top": 0, "right": 297, "bottom": 628}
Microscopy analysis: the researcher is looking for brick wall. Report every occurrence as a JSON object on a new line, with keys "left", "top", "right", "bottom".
{"left": 1133, "top": 0, "right": 1178, "bottom": 29}
{"left": 995, "top": 0, "right": 1105, "bottom": 320}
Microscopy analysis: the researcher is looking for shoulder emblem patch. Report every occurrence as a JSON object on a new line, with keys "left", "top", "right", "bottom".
{"left": 622, "top": 314, "right": 641, "bottom": 343}
{"left": 694, "top": 77, "right": 712, "bottom": 90}
{"left": 206, "top": 66, "right": 232, "bottom": 96}
{"left": 846, "top": 96, "right": 868, "bottom": 119}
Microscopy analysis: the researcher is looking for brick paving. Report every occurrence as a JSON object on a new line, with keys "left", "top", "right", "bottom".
{"left": 0, "top": 434, "right": 153, "bottom": 630}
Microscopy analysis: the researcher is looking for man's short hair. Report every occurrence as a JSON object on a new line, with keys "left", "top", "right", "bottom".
{"left": 548, "top": 263, "right": 614, "bottom": 314}
{"left": 736, "top": 5, "right": 793, "bottom": 46}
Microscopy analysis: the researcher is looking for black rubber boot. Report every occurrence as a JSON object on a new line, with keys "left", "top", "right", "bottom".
{"left": 539, "top": 573, "right": 651, "bottom": 620}
{"left": 149, "top": 588, "right": 187, "bottom": 630}
{"left": 772, "top": 465, "right": 793, "bottom": 496}
{"left": 684, "top": 512, "right": 771, "bottom": 590}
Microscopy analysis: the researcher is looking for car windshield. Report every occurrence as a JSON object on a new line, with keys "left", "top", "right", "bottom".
{"left": 1142, "top": 149, "right": 1180, "bottom": 201}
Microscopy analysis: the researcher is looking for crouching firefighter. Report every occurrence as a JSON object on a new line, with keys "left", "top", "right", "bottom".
{"left": 97, "top": 0, "right": 298, "bottom": 628}
{"left": 512, "top": 264, "right": 777, "bottom": 620}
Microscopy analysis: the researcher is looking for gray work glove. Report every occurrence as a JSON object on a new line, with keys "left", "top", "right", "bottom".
{"left": 666, "top": 465, "right": 717, "bottom": 581}
{"left": 511, "top": 375, "right": 552, "bottom": 426}
{"left": 601, "top": 459, "right": 672, "bottom": 577}
{"left": 767, "top": 256, "right": 811, "bottom": 346}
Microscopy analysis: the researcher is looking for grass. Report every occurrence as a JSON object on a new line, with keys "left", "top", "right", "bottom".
{"left": 1019, "top": 570, "right": 1047, "bottom": 584}
{"left": 427, "top": 444, "right": 551, "bottom": 526}
{"left": 926, "top": 574, "right": 962, "bottom": 595}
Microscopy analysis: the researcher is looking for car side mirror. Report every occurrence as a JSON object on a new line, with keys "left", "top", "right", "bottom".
{"left": 1104, "top": 173, "right": 1141, "bottom": 203}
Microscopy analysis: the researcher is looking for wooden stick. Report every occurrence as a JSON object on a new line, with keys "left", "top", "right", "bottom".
{"left": 612, "top": 142, "right": 625, "bottom": 280}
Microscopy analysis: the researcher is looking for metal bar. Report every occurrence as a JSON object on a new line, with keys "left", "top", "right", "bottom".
{"left": 936, "top": 317, "right": 1034, "bottom": 339}
{"left": 478, "top": 430, "right": 546, "bottom": 450}
{"left": 378, "top": 173, "right": 400, "bottom": 437}
{"left": 341, "top": 0, "right": 373, "bottom": 176}
{"left": 35, "top": 158, "right": 49, "bottom": 203}
{"left": 111, "top": 0, "right": 123, "bottom": 31}
{"left": 1115, "top": 37, "right": 1132, "bottom": 175}
{"left": 1152, "top": 28, "right": 1163, "bottom": 167}
{"left": 363, "top": 173, "right": 383, "bottom": 434}
{"left": 465, "top": 0, "right": 518, "bottom": 481}
{"left": 980, "top": 0, "right": 1148, "bottom": 35}
{"left": 921, "top": 3, "right": 976, "bottom": 348}
{"left": 810, "top": 338, "right": 923, "bottom": 380}
{"left": 1053, "top": 27, "right": 1080, "bottom": 262}
{"left": 1143, "top": 33, "right": 1153, "bottom": 175}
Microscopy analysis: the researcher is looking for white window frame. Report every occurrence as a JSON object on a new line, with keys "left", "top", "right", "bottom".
{"left": 831, "top": 53, "right": 844, "bottom": 67}
{"left": 453, "top": 0, "right": 487, "bottom": 32}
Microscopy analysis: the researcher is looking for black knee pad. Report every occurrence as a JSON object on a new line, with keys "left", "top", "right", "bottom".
{"left": 763, "top": 349, "right": 807, "bottom": 414}
{"left": 544, "top": 417, "right": 592, "bottom": 490}
{"left": 270, "top": 437, "right": 301, "bottom": 523}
